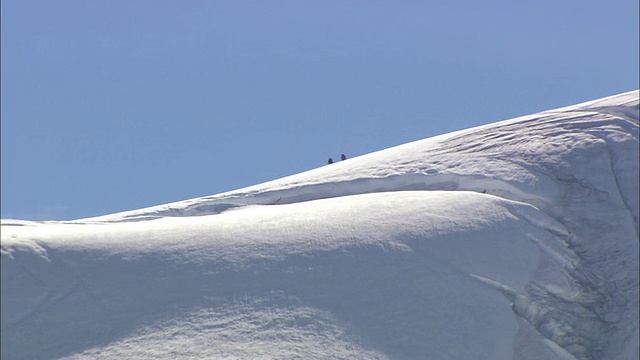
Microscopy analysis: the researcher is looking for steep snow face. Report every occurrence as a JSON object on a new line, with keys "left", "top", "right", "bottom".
{"left": 2, "top": 90, "right": 638, "bottom": 359}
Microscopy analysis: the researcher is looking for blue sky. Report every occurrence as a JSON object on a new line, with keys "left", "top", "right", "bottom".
{"left": 2, "top": 0, "right": 638, "bottom": 220}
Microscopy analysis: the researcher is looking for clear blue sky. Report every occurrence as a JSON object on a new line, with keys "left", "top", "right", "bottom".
{"left": 2, "top": 0, "right": 638, "bottom": 220}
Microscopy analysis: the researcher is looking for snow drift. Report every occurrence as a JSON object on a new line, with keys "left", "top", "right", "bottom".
{"left": 2, "top": 90, "right": 638, "bottom": 359}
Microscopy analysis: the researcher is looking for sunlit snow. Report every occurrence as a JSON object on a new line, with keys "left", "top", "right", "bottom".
{"left": 2, "top": 90, "right": 638, "bottom": 359}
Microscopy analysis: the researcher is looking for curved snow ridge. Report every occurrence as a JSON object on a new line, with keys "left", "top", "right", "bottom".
{"left": 80, "top": 90, "right": 638, "bottom": 224}
{"left": 84, "top": 173, "right": 557, "bottom": 223}
{"left": 1, "top": 190, "right": 551, "bottom": 360}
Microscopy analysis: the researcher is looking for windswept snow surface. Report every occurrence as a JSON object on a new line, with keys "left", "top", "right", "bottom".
{"left": 2, "top": 90, "right": 638, "bottom": 359}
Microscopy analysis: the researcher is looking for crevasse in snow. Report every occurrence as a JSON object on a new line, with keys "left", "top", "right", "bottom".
{"left": 2, "top": 90, "right": 638, "bottom": 360}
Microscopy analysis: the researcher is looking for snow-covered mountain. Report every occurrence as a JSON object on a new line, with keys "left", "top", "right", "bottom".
{"left": 2, "top": 90, "right": 638, "bottom": 360}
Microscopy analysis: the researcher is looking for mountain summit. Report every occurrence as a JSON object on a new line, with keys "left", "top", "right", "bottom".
{"left": 2, "top": 90, "right": 638, "bottom": 359}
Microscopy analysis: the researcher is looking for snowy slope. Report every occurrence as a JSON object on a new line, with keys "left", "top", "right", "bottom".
{"left": 2, "top": 90, "right": 638, "bottom": 360}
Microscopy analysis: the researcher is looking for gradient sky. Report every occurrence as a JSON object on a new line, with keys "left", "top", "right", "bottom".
{"left": 2, "top": 0, "right": 638, "bottom": 220}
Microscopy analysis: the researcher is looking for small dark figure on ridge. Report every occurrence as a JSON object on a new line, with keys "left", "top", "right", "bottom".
{"left": 328, "top": 158, "right": 334, "bottom": 164}
{"left": 340, "top": 154, "right": 347, "bottom": 161}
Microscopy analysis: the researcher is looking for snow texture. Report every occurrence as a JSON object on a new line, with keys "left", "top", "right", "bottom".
{"left": 2, "top": 90, "right": 638, "bottom": 359}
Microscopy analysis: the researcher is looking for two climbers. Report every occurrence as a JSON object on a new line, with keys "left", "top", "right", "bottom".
{"left": 327, "top": 154, "right": 347, "bottom": 164}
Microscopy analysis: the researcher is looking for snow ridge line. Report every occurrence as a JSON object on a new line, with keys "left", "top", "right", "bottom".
{"left": 83, "top": 173, "right": 555, "bottom": 223}
{"left": 76, "top": 92, "right": 638, "bottom": 226}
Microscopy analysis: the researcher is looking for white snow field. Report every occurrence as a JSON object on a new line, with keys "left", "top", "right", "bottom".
{"left": 2, "top": 90, "right": 638, "bottom": 360}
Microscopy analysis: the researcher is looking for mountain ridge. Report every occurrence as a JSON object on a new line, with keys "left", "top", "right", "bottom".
{"left": 75, "top": 90, "right": 638, "bottom": 226}
{"left": 2, "top": 90, "right": 638, "bottom": 359}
